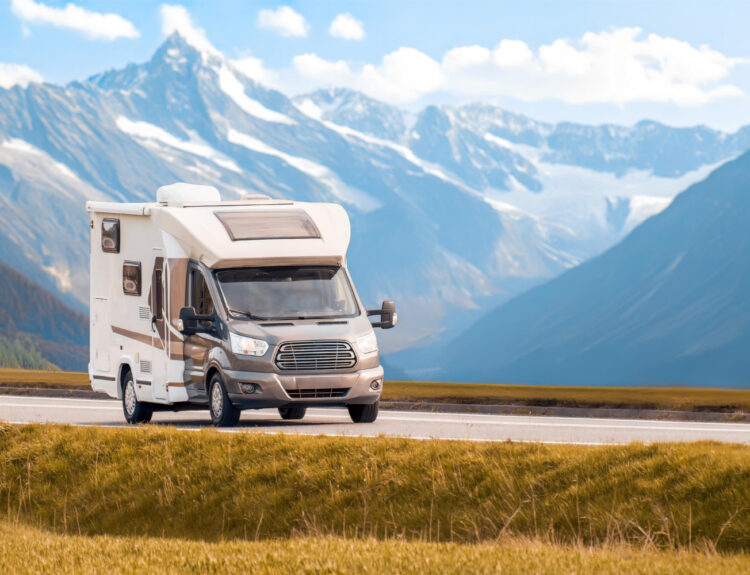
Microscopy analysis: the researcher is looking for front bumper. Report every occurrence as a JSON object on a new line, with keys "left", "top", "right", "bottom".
{"left": 223, "top": 365, "right": 384, "bottom": 409}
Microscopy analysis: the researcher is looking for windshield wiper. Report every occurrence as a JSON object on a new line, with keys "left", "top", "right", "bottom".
{"left": 228, "top": 309, "right": 260, "bottom": 320}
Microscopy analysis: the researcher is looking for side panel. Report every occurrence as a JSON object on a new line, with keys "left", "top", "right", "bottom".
{"left": 89, "top": 211, "right": 166, "bottom": 402}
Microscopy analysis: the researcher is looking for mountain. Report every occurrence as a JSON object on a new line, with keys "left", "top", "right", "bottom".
{"left": 434, "top": 150, "right": 750, "bottom": 387}
{"left": 0, "top": 33, "right": 748, "bottom": 363}
{"left": 0, "top": 261, "right": 88, "bottom": 371}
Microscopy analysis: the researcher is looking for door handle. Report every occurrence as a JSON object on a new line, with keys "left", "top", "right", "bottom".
{"left": 151, "top": 316, "right": 157, "bottom": 332}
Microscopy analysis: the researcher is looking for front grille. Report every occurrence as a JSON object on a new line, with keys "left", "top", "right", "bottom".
{"left": 287, "top": 387, "right": 351, "bottom": 399}
{"left": 275, "top": 340, "right": 356, "bottom": 371}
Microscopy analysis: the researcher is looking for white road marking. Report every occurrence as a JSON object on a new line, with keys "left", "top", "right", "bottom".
{"left": 0, "top": 395, "right": 748, "bottom": 444}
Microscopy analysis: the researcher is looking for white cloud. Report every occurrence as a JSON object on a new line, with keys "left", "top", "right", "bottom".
{"left": 291, "top": 47, "right": 444, "bottom": 104}
{"left": 294, "top": 53, "right": 351, "bottom": 79}
{"left": 232, "top": 56, "right": 279, "bottom": 88}
{"left": 258, "top": 6, "right": 309, "bottom": 38}
{"left": 329, "top": 13, "right": 365, "bottom": 41}
{"left": 11, "top": 0, "right": 139, "bottom": 41}
{"left": 160, "top": 4, "right": 218, "bottom": 55}
{"left": 492, "top": 39, "right": 533, "bottom": 68}
{"left": 443, "top": 28, "right": 744, "bottom": 106}
{"left": 442, "top": 45, "right": 490, "bottom": 71}
{"left": 0, "top": 63, "right": 43, "bottom": 89}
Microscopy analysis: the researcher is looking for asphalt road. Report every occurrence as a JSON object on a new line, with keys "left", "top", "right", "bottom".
{"left": 1, "top": 395, "right": 749, "bottom": 444}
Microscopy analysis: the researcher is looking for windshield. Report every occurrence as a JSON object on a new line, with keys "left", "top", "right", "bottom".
{"left": 215, "top": 266, "right": 360, "bottom": 321}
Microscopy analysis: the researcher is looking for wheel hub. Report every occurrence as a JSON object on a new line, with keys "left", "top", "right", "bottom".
{"left": 124, "top": 379, "right": 136, "bottom": 416}
{"left": 211, "top": 383, "right": 223, "bottom": 417}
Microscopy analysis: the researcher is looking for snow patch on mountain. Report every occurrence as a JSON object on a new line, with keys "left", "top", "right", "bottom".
{"left": 116, "top": 116, "right": 242, "bottom": 173}
{"left": 226, "top": 128, "right": 380, "bottom": 212}
{"left": 2, "top": 139, "right": 82, "bottom": 184}
{"left": 218, "top": 66, "right": 296, "bottom": 125}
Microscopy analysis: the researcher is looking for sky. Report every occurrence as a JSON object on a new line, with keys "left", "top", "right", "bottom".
{"left": 2, "top": 0, "right": 750, "bottom": 130}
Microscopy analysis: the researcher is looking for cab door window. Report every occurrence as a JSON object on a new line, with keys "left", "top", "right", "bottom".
{"left": 189, "top": 268, "right": 215, "bottom": 328}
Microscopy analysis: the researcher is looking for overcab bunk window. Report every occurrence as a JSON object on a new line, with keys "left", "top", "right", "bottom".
{"left": 123, "top": 261, "right": 141, "bottom": 296}
{"left": 101, "top": 218, "right": 120, "bottom": 253}
{"left": 215, "top": 209, "right": 321, "bottom": 241}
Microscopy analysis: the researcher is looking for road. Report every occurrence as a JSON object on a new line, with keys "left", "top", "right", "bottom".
{"left": 1, "top": 395, "right": 749, "bottom": 444}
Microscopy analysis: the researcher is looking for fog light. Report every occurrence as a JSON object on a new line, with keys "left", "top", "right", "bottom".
{"left": 370, "top": 379, "right": 382, "bottom": 391}
{"left": 241, "top": 383, "right": 259, "bottom": 394}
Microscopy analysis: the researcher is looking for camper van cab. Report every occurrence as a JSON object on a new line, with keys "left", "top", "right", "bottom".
{"left": 87, "top": 184, "right": 396, "bottom": 427}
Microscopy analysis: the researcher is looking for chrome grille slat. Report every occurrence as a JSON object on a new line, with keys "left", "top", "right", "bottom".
{"left": 275, "top": 340, "right": 356, "bottom": 371}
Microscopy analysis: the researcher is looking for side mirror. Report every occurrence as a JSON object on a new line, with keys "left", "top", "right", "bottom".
{"left": 178, "top": 306, "right": 215, "bottom": 336}
{"left": 367, "top": 300, "right": 398, "bottom": 329}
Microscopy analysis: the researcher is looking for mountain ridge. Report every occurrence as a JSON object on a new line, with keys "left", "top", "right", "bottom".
{"left": 432, "top": 149, "right": 750, "bottom": 386}
{"left": 0, "top": 32, "right": 747, "bottom": 360}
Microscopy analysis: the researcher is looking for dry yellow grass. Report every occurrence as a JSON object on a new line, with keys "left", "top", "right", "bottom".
{"left": 0, "top": 522, "right": 747, "bottom": 575}
{"left": 1, "top": 368, "right": 749, "bottom": 413}
{"left": 0, "top": 368, "right": 87, "bottom": 388}
{"left": 383, "top": 380, "right": 750, "bottom": 412}
{"left": 1, "top": 424, "right": 749, "bottom": 553}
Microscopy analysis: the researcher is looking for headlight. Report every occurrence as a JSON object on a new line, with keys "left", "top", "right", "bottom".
{"left": 230, "top": 332, "right": 268, "bottom": 357}
{"left": 356, "top": 331, "right": 378, "bottom": 355}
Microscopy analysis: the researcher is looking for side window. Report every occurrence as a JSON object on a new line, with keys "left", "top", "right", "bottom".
{"left": 151, "top": 258, "right": 164, "bottom": 321}
{"left": 190, "top": 269, "right": 214, "bottom": 316}
{"left": 102, "top": 218, "right": 120, "bottom": 253}
{"left": 123, "top": 262, "right": 141, "bottom": 296}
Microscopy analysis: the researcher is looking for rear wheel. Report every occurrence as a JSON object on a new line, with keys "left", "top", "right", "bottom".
{"left": 122, "top": 371, "right": 152, "bottom": 424}
{"left": 278, "top": 406, "right": 307, "bottom": 420}
{"left": 209, "top": 373, "right": 241, "bottom": 427}
{"left": 348, "top": 401, "right": 379, "bottom": 423}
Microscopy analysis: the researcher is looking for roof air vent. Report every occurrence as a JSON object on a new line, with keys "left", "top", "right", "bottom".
{"left": 156, "top": 183, "right": 221, "bottom": 206}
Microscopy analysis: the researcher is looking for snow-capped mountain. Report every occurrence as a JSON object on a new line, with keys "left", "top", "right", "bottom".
{"left": 0, "top": 34, "right": 748, "bottom": 362}
{"left": 432, "top": 149, "right": 750, "bottom": 386}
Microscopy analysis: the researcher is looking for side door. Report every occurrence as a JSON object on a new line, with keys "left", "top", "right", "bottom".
{"left": 149, "top": 250, "right": 168, "bottom": 400}
{"left": 184, "top": 264, "right": 218, "bottom": 397}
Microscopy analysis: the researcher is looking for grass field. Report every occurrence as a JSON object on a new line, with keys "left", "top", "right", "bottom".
{"left": 383, "top": 380, "right": 750, "bottom": 412}
{"left": 1, "top": 424, "right": 749, "bottom": 553}
{"left": 1, "top": 522, "right": 747, "bottom": 574}
{"left": 2, "top": 367, "right": 749, "bottom": 413}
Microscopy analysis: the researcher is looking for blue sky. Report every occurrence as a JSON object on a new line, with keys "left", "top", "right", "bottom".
{"left": 2, "top": 0, "right": 750, "bottom": 130}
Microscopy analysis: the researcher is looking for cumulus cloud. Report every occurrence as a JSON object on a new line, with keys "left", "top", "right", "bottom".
{"left": 291, "top": 47, "right": 443, "bottom": 104}
{"left": 11, "top": 0, "right": 139, "bottom": 40}
{"left": 160, "top": 4, "right": 218, "bottom": 54}
{"left": 329, "top": 13, "right": 365, "bottom": 40}
{"left": 258, "top": 6, "right": 309, "bottom": 38}
{"left": 445, "top": 28, "right": 743, "bottom": 106}
{"left": 232, "top": 56, "right": 280, "bottom": 88}
{"left": 279, "top": 28, "right": 742, "bottom": 106}
{"left": 0, "top": 63, "right": 43, "bottom": 89}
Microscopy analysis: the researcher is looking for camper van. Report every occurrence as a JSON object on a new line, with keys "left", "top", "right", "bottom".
{"left": 87, "top": 184, "right": 396, "bottom": 427}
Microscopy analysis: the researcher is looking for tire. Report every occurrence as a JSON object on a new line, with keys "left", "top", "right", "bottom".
{"left": 209, "top": 373, "right": 241, "bottom": 427}
{"left": 348, "top": 401, "right": 379, "bottom": 423}
{"left": 278, "top": 406, "right": 307, "bottom": 420}
{"left": 122, "top": 370, "right": 153, "bottom": 424}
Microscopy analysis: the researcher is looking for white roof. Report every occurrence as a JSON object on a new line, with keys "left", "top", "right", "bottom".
{"left": 87, "top": 197, "right": 351, "bottom": 268}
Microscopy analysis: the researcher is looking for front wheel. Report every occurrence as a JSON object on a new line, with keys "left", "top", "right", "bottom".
{"left": 122, "top": 372, "right": 153, "bottom": 424}
{"left": 348, "top": 401, "right": 379, "bottom": 423}
{"left": 278, "top": 406, "right": 307, "bottom": 420}
{"left": 209, "top": 373, "right": 241, "bottom": 427}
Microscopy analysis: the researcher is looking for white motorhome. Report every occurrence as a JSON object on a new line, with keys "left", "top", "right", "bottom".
{"left": 87, "top": 184, "right": 396, "bottom": 426}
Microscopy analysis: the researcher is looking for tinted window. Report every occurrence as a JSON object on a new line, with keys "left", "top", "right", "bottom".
{"left": 102, "top": 218, "right": 120, "bottom": 253}
{"left": 123, "top": 262, "right": 141, "bottom": 296}
{"left": 190, "top": 270, "right": 214, "bottom": 316}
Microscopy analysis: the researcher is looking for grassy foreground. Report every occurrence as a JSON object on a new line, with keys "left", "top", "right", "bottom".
{"left": 1, "top": 424, "right": 749, "bottom": 552}
{"left": 0, "top": 522, "right": 747, "bottom": 575}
